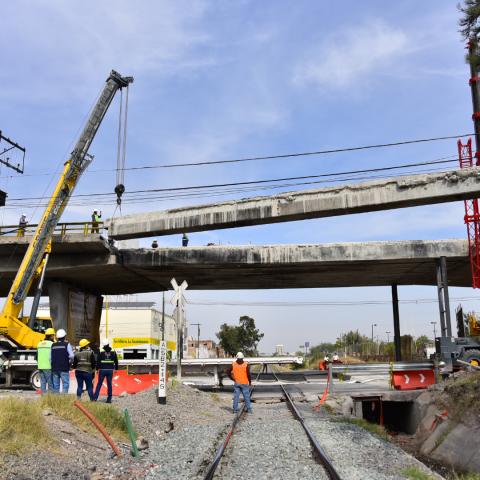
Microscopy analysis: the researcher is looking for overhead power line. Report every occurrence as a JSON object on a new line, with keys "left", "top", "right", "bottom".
{"left": 186, "top": 296, "right": 480, "bottom": 307}
{"left": 0, "top": 132, "right": 474, "bottom": 179}
{"left": 6, "top": 156, "right": 459, "bottom": 203}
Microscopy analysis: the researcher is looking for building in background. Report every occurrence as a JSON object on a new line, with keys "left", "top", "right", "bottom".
{"left": 100, "top": 301, "right": 176, "bottom": 359}
{"left": 186, "top": 337, "right": 224, "bottom": 358}
{"left": 275, "top": 344, "right": 285, "bottom": 356}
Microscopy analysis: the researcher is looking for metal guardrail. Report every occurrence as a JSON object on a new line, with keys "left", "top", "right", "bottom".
{"left": 0, "top": 221, "right": 105, "bottom": 237}
{"left": 121, "top": 356, "right": 303, "bottom": 367}
{"left": 331, "top": 362, "right": 434, "bottom": 373}
{"left": 7, "top": 356, "right": 303, "bottom": 368}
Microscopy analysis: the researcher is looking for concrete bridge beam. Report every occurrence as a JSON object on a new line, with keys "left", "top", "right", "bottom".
{"left": 107, "top": 169, "right": 480, "bottom": 239}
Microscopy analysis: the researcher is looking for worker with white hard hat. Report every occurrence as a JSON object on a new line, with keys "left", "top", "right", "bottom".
{"left": 17, "top": 213, "right": 28, "bottom": 237}
{"left": 51, "top": 328, "right": 74, "bottom": 394}
{"left": 227, "top": 352, "right": 252, "bottom": 414}
{"left": 93, "top": 339, "right": 119, "bottom": 403}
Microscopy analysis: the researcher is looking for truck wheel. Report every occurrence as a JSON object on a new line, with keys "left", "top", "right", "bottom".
{"left": 462, "top": 349, "right": 480, "bottom": 367}
{"left": 30, "top": 370, "right": 41, "bottom": 390}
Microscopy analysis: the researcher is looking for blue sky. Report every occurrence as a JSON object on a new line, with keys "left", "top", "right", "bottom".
{"left": 1, "top": 1, "right": 479, "bottom": 353}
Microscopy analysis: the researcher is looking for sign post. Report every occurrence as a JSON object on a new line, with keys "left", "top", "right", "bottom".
{"left": 158, "top": 339, "right": 167, "bottom": 404}
{"left": 170, "top": 278, "right": 188, "bottom": 381}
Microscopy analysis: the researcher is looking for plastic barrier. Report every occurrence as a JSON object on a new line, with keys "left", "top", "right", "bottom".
{"left": 95, "top": 370, "right": 159, "bottom": 396}
{"left": 391, "top": 369, "right": 434, "bottom": 390}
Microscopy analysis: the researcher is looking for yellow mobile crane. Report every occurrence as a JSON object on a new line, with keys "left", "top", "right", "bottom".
{"left": 0, "top": 70, "right": 133, "bottom": 387}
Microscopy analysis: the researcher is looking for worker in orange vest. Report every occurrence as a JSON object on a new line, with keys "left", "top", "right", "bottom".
{"left": 227, "top": 352, "right": 252, "bottom": 413}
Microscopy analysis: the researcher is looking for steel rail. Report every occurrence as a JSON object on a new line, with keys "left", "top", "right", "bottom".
{"left": 202, "top": 370, "right": 261, "bottom": 480}
{"left": 271, "top": 368, "right": 342, "bottom": 480}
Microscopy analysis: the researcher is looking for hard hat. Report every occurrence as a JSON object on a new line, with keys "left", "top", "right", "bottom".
{"left": 22, "top": 213, "right": 26, "bottom": 216}
{"left": 79, "top": 339, "right": 90, "bottom": 348}
{"left": 56, "top": 329, "right": 66, "bottom": 339}
{"left": 45, "top": 328, "right": 55, "bottom": 336}
{"left": 236, "top": 352, "right": 244, "bottom": 359}
{"left": 102, "top": 338, "right": 110, "bottom": 347}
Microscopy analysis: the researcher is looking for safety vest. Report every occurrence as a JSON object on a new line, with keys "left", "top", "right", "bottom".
{"left": 98, "top": 350, "right": 118, "bottom": 370}
{"left": 231, "top": 361, "right": 249, "bottom": 385}
{"left": 37, "top": 340, "right": 53, "bottom": 370}
{"left": 75, "top": 349, "right": 94, "bottom": 373}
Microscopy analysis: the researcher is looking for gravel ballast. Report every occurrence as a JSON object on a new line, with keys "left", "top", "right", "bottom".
{"left": 216, "top": 403, "right": 330, "bottom": 480}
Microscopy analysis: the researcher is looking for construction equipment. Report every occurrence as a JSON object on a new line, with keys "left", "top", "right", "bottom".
{"left": 0, "top": 70, "right": 133, "bottom": 388}
{"left": 436, "top": 305, "right": 480, "bottom": 370}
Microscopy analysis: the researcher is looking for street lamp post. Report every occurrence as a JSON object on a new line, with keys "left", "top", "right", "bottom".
{"left": 371, "top": 323, "right": 377, "bottom": 356}
{"left": 430, "top": 321, "right": 437, "bottom": 340}
{"left": 191, "top": 323, "right": 201, "bottom": 358}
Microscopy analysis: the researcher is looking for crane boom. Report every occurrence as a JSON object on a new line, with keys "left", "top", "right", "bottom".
{"left": 0, "top": 70, "right": 133, "bottom": 349}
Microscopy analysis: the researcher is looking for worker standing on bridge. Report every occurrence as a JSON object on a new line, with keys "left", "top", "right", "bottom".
{"left": 91, "top": 210, "right": 102, "bottom": 234}
{"left": 93, "top": 339, "right": 118, "bottom": 403}
{"left": 37, "top": 328, "right": 55, "bottom": 394}
{"left": 51, "top": 329, "right": 74, "bottom": 394}
{"left": 227, "top": 352, "right": 252, "bottom": 414}
{"left": 17, "top": 213, "right": 27, "bottom": 237}
{"left": 73, "top": 339, "right": 96, "bottom": 400}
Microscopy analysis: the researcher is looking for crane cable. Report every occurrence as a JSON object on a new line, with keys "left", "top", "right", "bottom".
{"left": 114, "top": 85, "right": 129, "bottom": 213}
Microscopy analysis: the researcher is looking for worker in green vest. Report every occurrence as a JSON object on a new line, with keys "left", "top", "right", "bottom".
{"left": 37, "top": 328, "right": 55, "bottom": 394}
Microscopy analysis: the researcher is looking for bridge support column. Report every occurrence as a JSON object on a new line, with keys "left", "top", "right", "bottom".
{"left": 48, "top": 282, "right": 103, "bottom": 346}
{"left": 391, "top": 285, "right": 402, "bottom": 361}
{"left": 436, "top": 256, "right": 452, "bottom": 337}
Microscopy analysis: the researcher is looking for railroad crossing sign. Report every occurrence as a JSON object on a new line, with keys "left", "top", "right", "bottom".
{"left": 170, "top": 278, "right": 188, "bottom": 306}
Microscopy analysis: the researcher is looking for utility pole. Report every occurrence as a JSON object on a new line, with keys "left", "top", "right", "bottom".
{"left": 170, "top": 278, "right": 188, "bottom": 381}
{"left": 430, "top": 321, "right": 437, "bottom": 340}
{"left": 191, "top": 323, "right": 201, "bottom": 358}
{"left": 386, "top": 331, "right": 391, "bottom": 343}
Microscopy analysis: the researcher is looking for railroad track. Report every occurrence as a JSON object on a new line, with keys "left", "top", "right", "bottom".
{"left": 202, "top": 367, "right": 342, "bottom": 480}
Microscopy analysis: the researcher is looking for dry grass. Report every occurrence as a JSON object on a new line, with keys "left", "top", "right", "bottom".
{"left": 441, "top": 371, "right": 480, "bottom": 422}
{"left": 0, "top": 397, "right": 55, "bottom": 454}
{"left": 39, "top": 395, "right": 128, "bottom": 439}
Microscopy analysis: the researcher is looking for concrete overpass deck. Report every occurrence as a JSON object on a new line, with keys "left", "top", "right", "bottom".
{"left": 0, "top": 237, "right": 471, "bottom": 294}
{"left": 107, "top": 168, "right": 480, "bottom": 239}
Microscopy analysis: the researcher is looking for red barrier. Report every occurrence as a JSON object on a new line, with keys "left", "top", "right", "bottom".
{"left": 95, "top": 370, "right": 158, "bottom": 396}
{"left": 391, "top": 369, "right": 434, "bottom": 390}
{"left": 68, "top": 370, "right": 159, "bottom": 396}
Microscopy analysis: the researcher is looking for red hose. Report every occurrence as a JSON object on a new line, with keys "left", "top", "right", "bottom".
{"left": 73, "top": 400, "right": 122, "bottom": 457}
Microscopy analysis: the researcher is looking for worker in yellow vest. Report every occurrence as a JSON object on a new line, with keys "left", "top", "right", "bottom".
{"left": 227, "top": 352, "right": 252, "bottom": 413}
{"left": 37, "top": 328, "right": 55, "bottom": 394}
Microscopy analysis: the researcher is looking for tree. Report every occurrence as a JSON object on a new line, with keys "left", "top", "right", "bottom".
{"left": 216, "top": 315, "right": 264, "bottom": 356}
{"left": 459, "top": 0, "right": 480, "bottom": 67}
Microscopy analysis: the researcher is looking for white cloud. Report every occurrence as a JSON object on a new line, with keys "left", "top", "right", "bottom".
{"left": 293, "top": 20, "right": 408, "bottom": 91}
{"left": 0, "top": 0, "right": 212, "bottom": 103}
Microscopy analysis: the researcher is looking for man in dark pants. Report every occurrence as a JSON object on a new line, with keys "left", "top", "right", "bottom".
{"left": 51, "top": 328, "right": 74, "bottom": 394}
{"left": 73, "top": 339, "right": 96, "bottom": 400}
{"left": 94, "top": 339, "right": 118, "bottom": 403}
